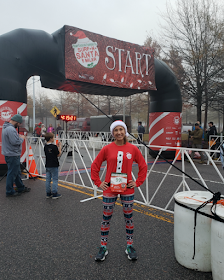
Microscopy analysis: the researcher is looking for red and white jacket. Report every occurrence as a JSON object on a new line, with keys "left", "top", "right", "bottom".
{"left": 91, "top": 142, "right": 147, "bottom": 194}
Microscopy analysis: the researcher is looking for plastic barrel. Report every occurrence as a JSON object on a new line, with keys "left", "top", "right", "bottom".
{"left": 174, "top": 191, "right": 213, "bottom": 271}
{"left": 211, "top": 204, "right": 224, "bottom": 280}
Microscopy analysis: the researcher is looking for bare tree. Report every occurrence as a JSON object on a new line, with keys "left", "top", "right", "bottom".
{"left": 144, "top": 35, "right": 162, "bottom": 59}
{"left": 35, "top": 91, "right": 54, "bottom": 122}
{"left": 160, "top": 0, "right": 224, "bottom": 127}
{"left": 163, "top": 47, "right": 186, "bottom": 93}
{"left": 54, "top": 91, "right": 100, "bottom": 117}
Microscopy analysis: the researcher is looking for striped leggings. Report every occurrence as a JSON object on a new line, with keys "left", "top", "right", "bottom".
{"left": 100, "top": 193, "right": 134, "bottom": 247}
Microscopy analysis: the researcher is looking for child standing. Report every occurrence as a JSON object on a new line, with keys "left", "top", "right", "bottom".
{"left": 44, "top": 132, "right": 62, "bottom": 199}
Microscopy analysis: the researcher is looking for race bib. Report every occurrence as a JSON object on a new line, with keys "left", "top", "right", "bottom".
{"left": 110, "top": 173, "right": 127, "bottom": 193}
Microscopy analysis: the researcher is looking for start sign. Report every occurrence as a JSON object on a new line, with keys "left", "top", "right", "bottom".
{"left": 65, "top": 26, "right": 156, "bottom": 92}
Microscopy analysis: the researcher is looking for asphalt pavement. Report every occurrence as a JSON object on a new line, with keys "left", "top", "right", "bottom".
{"left": 0, "top": 169, "right": 214, "bottom": 280}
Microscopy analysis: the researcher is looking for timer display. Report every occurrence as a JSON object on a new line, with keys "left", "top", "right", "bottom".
{"left": 57, "top": 115, "right": 77, "bottom": 121}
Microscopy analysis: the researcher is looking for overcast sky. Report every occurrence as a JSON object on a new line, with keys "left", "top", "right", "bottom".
{"left": 0, "top": 0, "right": 167, "bottom": 46}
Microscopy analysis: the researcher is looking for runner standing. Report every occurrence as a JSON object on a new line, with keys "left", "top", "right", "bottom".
{"left": 91, "top": 120, "right": 147, "bottom": 261}
{"left": 137, "top": 121, "right": 145, "bottom": 142}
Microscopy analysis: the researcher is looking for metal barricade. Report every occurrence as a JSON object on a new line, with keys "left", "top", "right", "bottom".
{"left": 24, "top": 137, "right": 224, "bottom": 214}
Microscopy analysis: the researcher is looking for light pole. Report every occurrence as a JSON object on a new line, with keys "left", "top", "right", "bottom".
{"left": 123, "top": 96, "right": 125, "bottom": 123}
{"left": 33, "top": 76, "right": 35, "bottom": 132}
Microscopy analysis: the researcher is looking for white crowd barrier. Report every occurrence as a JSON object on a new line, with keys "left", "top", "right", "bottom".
{"left": 208, "top": 135, "right": 224, "bottom": 163}
{"left": 58, "top": 130, "right": 142, "bottom": 145}
{"left": 24, "top": 136, "right": 224, "bottom": 213}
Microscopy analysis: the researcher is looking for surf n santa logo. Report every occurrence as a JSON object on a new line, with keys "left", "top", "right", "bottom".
{"left": 70, "top": 31, "right": 99, "bottom": 68}
{"left": 173, "top": 116, "right": 180, "bottom": 125}
{"left": 0, "top": 106, "right": 13, "bottom": 121}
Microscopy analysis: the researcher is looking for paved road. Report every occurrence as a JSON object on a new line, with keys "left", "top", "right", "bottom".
{"left": 0, "top": 172, "right": 214, "bottom": 280}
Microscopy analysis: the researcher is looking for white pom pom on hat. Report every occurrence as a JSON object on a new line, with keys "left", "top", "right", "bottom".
{"left": 110, "top": 120, "right": 129, "bottom": 137}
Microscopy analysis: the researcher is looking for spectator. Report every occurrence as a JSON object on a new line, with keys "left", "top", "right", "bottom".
{"left": 220, "top": 142, "right": 224, "bottom": 170}
{"left": 41, "top": 124, "right": 46, "bottom": 137}
{"left": 44, "top": 133, "right": 62, "bottom": 199}
{"left": 209, "top": 137, "right": 217, "bottom": 159}
{"left": 188, "top": 123, "right": 207, "bottom": 164}
{"left": 35, "top": 122, "right": 42, "bottom": 137}
{"left": 137, "top": 121, "right": 145, "bottom": 142}
{"left": 206, "top": 122, "right": 217, "bottom": 141}
{"left": 1, "top": 114, "right": 31, "bottom": 197}
{"left": 33, "top": 123, "right": 38, "bottom": 136}
{"left": 47, "top": 124, "right": 55, "bottom": 133}
{"left": 192, "top": 121, "right": 204, "bottom": 140}
{"left": 56, "top": 123, "right": 62, "bottom": 136}
{"left": 33, "top": 123, "right": 38, "bottom": 142}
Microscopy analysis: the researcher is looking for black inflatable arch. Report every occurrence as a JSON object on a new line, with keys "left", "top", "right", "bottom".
{"left": 0, "top": 26, "right": 182, "bottom": 172}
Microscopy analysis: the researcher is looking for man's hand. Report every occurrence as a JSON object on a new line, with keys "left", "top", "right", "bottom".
{"left": 19, "top": 134, "right": 26, "bottom": 140}
{"left": 99, "top": 181, "right": 108, "bottom": 190}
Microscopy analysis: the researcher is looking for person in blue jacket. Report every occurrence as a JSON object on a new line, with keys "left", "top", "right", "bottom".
{"left": 137, "top": 121, "right": 145, "bottom": 142}
{"left": 220, "top": 143, "right": 224, "bottom": 170}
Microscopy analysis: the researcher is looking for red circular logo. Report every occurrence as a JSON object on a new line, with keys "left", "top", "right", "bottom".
{"left": 0, "top": 106, "right": 13, "bottom": 122}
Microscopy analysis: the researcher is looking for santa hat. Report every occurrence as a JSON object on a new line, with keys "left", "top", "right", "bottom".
{"left": 73, "top": 30, "right": 86, "bottom": 39}
{"left": 110, "top": 120, "right": 129, "bottom": 137}
{"left": 70, "top": 31, "right": 91, "bottom": 43}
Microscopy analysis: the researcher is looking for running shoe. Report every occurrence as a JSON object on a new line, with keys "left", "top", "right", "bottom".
{"left": 6, "top": 192, "right": 21, "bottom": 197}
{"left": 46, "top": 192, "right": 52, "bottom": 198}
{"left": 125, "top": 245, "right": 138, "bottom": 260}
{"left": 22, "top": 187, "right": 31, "bottom": 193}
{"left": 95, "top": 246, "right": 108, "bottom": 261}
{"left": 19, "top": 186, "right": 31, "bottom": 193}
{"left": 52, "top": 193, "right": 62, "bottom": 199}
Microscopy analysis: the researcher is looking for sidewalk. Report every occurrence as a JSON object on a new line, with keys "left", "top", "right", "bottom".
{"left": 0, "top": 177, "right": 212, "bottom": 280}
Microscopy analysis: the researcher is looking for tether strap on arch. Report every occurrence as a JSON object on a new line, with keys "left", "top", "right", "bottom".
{"left": 175, "top": 192, "right": 223, "bottom": 259}
{"left": 64, "top": 81, "right": 216, "bottom": 196}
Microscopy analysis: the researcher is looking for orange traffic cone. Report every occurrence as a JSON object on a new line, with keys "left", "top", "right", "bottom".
{"left": 55, "top": 134, "right": 59, "bottom": 145}
{"left": 175, "top": 140, "right": 181, "bottom": 161}
{"left": 28, "top": 145, "right": 39, "bottom": 177}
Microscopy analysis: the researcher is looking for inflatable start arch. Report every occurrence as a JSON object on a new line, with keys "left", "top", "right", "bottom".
{"left": 0, "top": 25, "right": 182, "bottom": 172}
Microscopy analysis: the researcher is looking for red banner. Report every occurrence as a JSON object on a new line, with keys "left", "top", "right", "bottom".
{"left": 65, "top": 25, "right": 156, "bottom": 91}
{"left": 148, "top": 112, "right": 182, "bottom": 150}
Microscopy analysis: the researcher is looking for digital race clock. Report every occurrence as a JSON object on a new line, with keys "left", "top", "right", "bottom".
{"left": 57, "top": 115, "right": 77, "bottom": 121}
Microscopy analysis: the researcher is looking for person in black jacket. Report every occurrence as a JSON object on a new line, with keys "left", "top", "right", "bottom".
{"left": 206, "top": 122, "right": 217, "bottom": 141}
{"left": 44, "top": 133, "right": 62, "bottom": 199}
